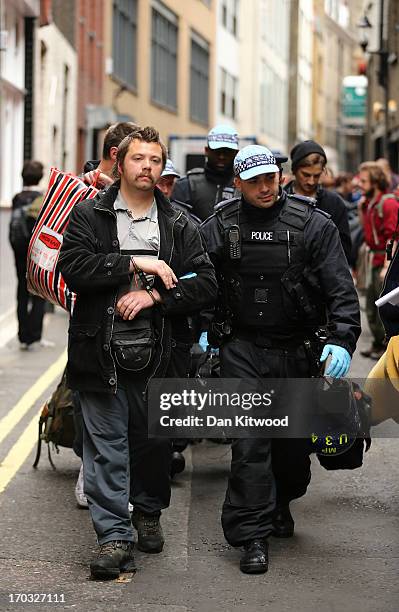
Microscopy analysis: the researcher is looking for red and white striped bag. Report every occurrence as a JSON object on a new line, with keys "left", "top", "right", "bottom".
{"left": 27, "top": 168, "right": 99, "bottom": 313}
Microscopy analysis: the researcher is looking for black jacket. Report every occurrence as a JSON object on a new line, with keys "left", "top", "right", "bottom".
{"left": 172, "top": 162, "right": 235, "bottom": 221}
{"left": 200, "top": 192, "right": 360, "bottom": 355}
{"left": 58, "top": 183, "right": 217, "bottom": 393}
{"left": 378, "top": 245, "right": 399, "bottom": 340}
{"left": 285, "top": 182, "right": 351, "bottom": 263}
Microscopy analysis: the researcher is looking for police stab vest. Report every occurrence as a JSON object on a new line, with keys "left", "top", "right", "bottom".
{"left": 187, "top": 168, "right": 236, "bottom": 221}
{"left": 215, "top": 194, "right": 323, "bottom": 333}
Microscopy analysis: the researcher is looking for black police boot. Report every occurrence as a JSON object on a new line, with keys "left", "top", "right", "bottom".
{"left": 272, "top": 504, "right": 295, "bottom": 538}
{"left": 132, "top": 509, "right": 164, "bottom": 553}
{"left": 170, "top": 451, "right": 186, "bottom": 477}
{"left": 90, "top": 540, "right": 135, "bottom": 580}
{"left": 240, "top": 539, "right": 269, "bottom": 574}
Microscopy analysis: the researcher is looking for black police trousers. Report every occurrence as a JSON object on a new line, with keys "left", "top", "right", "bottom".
{"left": 220, "top": 337, "right": 312, "bottom": 547}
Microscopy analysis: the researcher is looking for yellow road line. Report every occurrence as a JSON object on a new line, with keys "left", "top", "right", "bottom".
{"left": 0, "top": 349, "right": 67, "bottom": 495}
{"left": 0, "top": 349, "right": 67, "bottom": 446}
{"left": 0, "top": 410, "right": 41, "bottom": 494}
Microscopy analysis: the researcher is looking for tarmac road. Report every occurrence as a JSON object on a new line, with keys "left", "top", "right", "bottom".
{"left": 0, "top": 208, "right": 397, "bottom": 611}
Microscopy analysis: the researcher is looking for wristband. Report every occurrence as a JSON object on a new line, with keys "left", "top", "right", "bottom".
{"left": 130, "top": 257, "right": 159, "bottom": 304}
{"left": 146, "top": 287, "right": 159, "bottom": 305}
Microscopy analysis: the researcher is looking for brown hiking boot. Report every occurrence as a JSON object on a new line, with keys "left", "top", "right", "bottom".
{"left": 131, "top": 509, "right": 164, "bottom": 553}
{"left": 90, "top": 540, "right": 135, "bottom": 580}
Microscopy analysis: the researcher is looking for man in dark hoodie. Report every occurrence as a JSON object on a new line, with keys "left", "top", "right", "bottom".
{"left": 284, "top": 140, "right": 351, "bottom": 262}
{"left": 172, "top": 124, "right": 239, "bottom": 221}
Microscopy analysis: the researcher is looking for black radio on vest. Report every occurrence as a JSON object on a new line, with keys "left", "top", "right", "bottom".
{"left": 228, "top": 225, "right": 241, "bottom": 260}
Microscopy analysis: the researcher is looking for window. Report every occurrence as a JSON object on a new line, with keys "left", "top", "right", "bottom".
{"left": 260, "top": 61, "right": 287, "bottom": 142}
{"left": 220, "top": 68, "right": 238, "bottom": 120}
{"left": 190, "top": 33, "right": 209, "bottom": 125}
{"left": 112, "top": 0, "right": 137, "bottom": 88}
{"left": 221, "top": 0, "right": 239, "bottom": 36}
{"left": 151, "top": 2, "right": 178, "bottom": 110}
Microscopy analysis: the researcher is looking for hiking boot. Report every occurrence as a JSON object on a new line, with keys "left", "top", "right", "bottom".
{"left": 131, "top": 509, "right": 164, "bottom": 553}
{"left": 272, "top": 504, "right": 295, "bottom": 538}
{"left": 75, "top": 464, "right": 88, "bottom": 509}
{"left": 240, "top": 539, "right": 269, "bottom": 574}
{"left": 90, "top": 540, "right": 135, "bottom": 580}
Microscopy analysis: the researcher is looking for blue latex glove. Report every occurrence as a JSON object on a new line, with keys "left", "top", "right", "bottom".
{"left": 179, "top": 272, "right": 197, "bottom": 280}
{"left": 199, "top": 331, "right": 208, "bottom": 352}
{"left": 319, "top": 344, "right": 351, "bottom": 378}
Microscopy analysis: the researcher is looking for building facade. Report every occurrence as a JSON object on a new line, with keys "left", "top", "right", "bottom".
{"left": 101, "top": 0, "right": 216, "bottom": 158}
{"left": 287, "top": 0, "right": 314, "bottom": 149}
{"left": 0, "top": 0, "right": 40, "bottom": 207}
{"left": 235, "top": 0, "right": 290, "bottom": 152}
{"left": 34, "top": 0, "right": 78, "bottom": 180}
{"left": 364, "top": 0, "right": 399, "bottom": 170}
{"left": 76, "top": 0, "right": 105, "bottom": 173}
{"left": 214, "top": 0, "right": 240, "bottom": 131}
{"left": 312, "top": 0, "right": 365, "bottom": 172}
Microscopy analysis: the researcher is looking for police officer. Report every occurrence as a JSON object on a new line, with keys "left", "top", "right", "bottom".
{"left": 157, "top": 159, "right": 201, "bottom": 226}
{"left": 172, "top": 125, "right": 239, "bottom": 221}
{"left": 200, "top": 145, "right": 361, "bottom": 575}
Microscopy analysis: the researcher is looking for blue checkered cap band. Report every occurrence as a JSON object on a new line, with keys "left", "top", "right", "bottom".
{"left": 234, "top": 153, "right": 277, "bottom": 176}
{"left": 208, "top": 133, "right": 238, "bottom": 145}
{"left": 207, "top": 125, "right": 239, "bottom": 150}
{"left": 161, "top": 159, "right": 180, "bottom": 177}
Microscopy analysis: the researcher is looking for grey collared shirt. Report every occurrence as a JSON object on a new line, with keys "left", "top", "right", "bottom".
{"left": 114, "top": 190, "right": 160, "bottom": 297}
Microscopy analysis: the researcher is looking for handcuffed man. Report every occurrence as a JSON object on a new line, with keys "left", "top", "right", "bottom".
{"left": 59, "top": 126, "right": 217, "bottom": 580}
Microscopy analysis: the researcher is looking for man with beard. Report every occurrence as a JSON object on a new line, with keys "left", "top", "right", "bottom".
{"left": 172, "top": 124, "right": 239, "bottom": 221}
{"left": 59, "top": 127, "right": 217, "bottom": 580}
{"left": 358, "top": 162, "right": 399, "bottom": 359}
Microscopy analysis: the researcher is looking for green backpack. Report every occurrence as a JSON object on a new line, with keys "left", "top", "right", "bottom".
{"left": 33, "top": 368, "right": 76, "bottom": 469}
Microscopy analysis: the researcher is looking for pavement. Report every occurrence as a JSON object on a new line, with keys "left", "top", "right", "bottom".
{"left": 0, "top": 208, "right": 398, "bottom": 611}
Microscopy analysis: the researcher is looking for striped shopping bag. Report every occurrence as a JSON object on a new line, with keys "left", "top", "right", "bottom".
{"left": 27, "top": 168, "right": 99, "bottom": 313}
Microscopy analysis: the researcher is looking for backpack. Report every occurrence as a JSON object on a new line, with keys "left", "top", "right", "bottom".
{"left": 33, "top": 368, "right": 76, "bottom": 469}
{"left": 9, "top": 191, "right": 41, "bottom": 250}
{"left": 9, "top": 206, "right": 31, "bottom": 250}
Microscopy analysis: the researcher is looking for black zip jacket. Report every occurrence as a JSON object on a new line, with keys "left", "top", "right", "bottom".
{"left": 58, "top": 183, "right": 218, "bottom": 393}
{"left": 172, "top": 162, "right": 235, "bottom": 221}
{"left": 284, "top": 182, "right": 351, "bottom": 263}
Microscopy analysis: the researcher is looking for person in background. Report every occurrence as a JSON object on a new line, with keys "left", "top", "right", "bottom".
{"left": 376, "top": 158, "right": 399, "bottom": 193}
{"left": 83, "top": 121, "right": 138, "bottom": 188}
{"left": 172, "top": 124, "right": 239, "bottom": 221}
{"left": 157, "top": 159, "right": 201, "bottom": 225}
{"left": 285, "top": 140, "right": 352, "bottom": 262}
{"left": 358, "top": 162, "right": 399, "bottom": 360}
{"left": 75, "top": 121, "right": 139, "bottom": 508}
{"left": 9, "top": 160, "right": 51, "bottom": 350}
{"left": 319, "top": 166, "right": 335, "bottom": 190}
{"left": 335, "top": 173, "right": 364, "bottom": 270}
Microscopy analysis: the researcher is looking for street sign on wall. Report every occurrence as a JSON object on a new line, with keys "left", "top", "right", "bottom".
{"left": 342, "top": 75, "right": 368, "bottom": 126}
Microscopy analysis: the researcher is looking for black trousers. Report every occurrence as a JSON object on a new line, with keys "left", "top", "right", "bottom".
{"left": 13, "top": 246, "right": 45, "bottom": 345}
{"left": 220, "top": 338, "right": 312, "bottom": 547}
